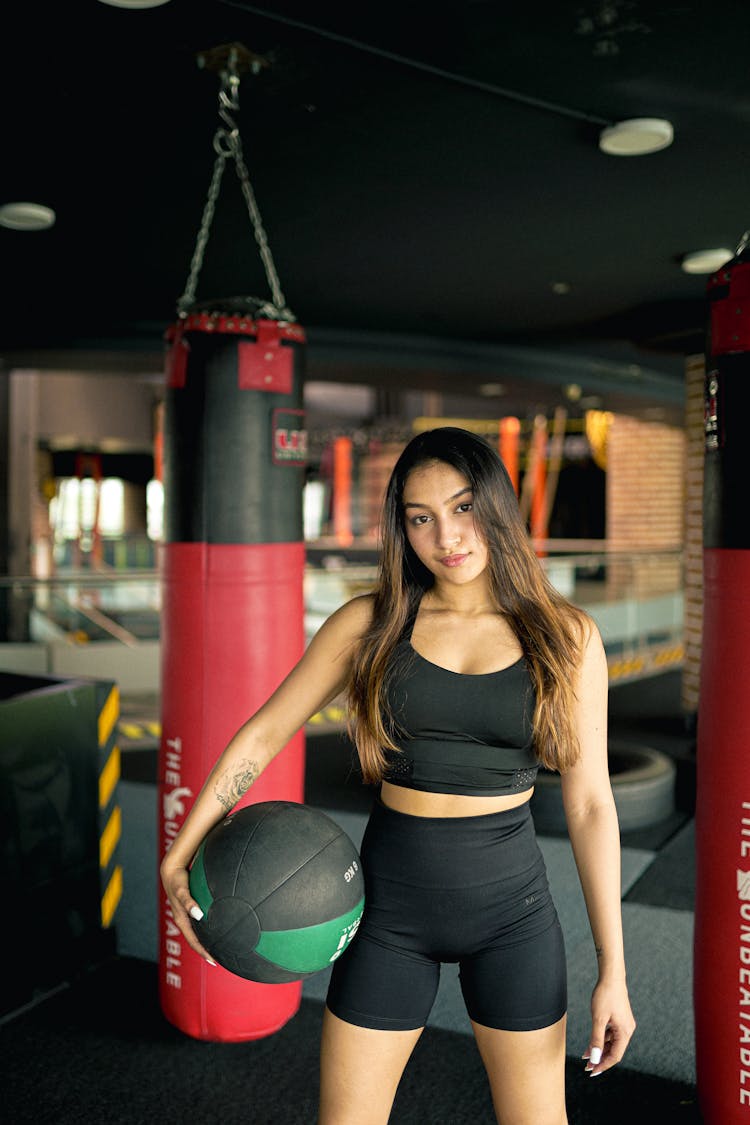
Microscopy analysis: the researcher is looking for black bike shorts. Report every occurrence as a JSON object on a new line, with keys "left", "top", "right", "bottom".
{"left": 326, "top": 796, "right": 567, "bottom": 1032}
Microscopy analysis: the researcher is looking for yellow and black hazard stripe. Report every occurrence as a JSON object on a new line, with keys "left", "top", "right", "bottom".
{"left": 97, "top": 683, "right": 123, "bottom": 929}
{"left": 306, "top": 702, "right": 349, "bottom": 730}
{"left": 607, "top": 641, "right": 684, "bottom": 683}
{"left": 116, "top": 707, "right": 347, "bottom": 744}
{"left": 117, "top": 718, "right": 161, "bottom": 745}
{"left": 115, "top": 705, "right": 353, "bottom": 741}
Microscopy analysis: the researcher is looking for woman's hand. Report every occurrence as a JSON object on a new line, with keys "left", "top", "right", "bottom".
{"left": 582, "top": 977, "right": 636, "bottom": 1076}
{"left": 160, "top": 854, "right": 217, "bottom": 966}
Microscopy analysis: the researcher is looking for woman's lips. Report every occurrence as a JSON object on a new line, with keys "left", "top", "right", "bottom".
{"left": 440, "top": 553, "right": 468, "bottom": 567}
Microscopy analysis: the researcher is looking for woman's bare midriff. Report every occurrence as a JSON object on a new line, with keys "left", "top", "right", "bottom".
{"left": 380, "top": 780, "right": 534, "bottom": 818}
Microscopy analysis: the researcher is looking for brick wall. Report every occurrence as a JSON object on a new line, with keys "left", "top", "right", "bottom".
{"left": 606, "top": 413, "right": 686, "bottom": 599}
{"left": 359, "top": 442, "right": 403, "bottom": 539}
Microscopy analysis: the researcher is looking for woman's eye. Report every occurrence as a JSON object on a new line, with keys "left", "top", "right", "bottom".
{"left": 411, "top": 514, "right": 431, "bottom": 526}
{"left": 457, "top": 502, "right": 473, "bottom": 513}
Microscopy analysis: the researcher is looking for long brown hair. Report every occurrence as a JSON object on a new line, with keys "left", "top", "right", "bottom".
{"left": 347, "top": 427, "right": 588, "bottom": 783}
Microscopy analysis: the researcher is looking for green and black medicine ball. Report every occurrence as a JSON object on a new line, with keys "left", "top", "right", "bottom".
{"left": 189, "top": 801, "right": 365, "bottom": 983}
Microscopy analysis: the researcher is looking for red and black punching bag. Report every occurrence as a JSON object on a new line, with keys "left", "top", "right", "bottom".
{"left": 695, "top": 243, "right": 750, "bottom": 1120}
{"left": 158, "top": 301, "right": 308, "bottom": 1042}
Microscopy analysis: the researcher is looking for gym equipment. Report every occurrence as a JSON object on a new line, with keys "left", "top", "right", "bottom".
{"left": 158, "top": 46, "right": 308, "bottom": 1042}
{"left": 0, "top": 672, "right": 120, "bottom": 1016}
{"left": 695, "top": 233, "right": 750, "bottom": 1123}
{"left": 189, "top": 802, "right": 364, "bottom": 982}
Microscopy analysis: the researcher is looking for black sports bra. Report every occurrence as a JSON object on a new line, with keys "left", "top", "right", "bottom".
{"left": 382, "top": 629, "right": 539, "bottom": 797}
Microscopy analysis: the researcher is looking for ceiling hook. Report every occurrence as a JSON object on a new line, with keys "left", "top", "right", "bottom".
{"left": 735, "top": 230, "right": 750, "bottom": 258}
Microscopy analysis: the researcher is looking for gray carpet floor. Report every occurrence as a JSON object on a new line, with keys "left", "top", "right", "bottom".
{"left": 116, "top": 776, "right": 696, "bottom": 1087}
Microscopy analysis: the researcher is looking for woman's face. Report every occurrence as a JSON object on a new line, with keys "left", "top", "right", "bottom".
{"left": 401, "top": 460, "right": 489, "bottom": 587}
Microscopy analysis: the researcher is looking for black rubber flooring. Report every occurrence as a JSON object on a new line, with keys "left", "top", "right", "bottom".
{"left": 3, "top": 957, "right": 702, "bottom": 1125}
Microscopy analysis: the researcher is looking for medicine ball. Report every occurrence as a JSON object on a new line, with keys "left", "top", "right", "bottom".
{"left": 188, "top": 801, "right": 365, "bottom": 983}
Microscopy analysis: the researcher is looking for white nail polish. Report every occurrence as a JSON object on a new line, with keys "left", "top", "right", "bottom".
{"left": 189, "top": 905, "right": 204, "bottom": 921}
{"left": 589, "top": 1047, "right": 602, "bottom": 1065}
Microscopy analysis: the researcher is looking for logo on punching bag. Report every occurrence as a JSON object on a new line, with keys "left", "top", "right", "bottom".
{"left": 164, "top": 786, "right": 193, "bottom": 821}
{"left": 272, "top": 408, "right": 307, "bottom": 465}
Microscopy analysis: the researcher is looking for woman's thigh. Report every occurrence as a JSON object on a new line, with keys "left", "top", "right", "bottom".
{"left": 318, "top": 1007, "right": 423, "bottom": 1125}
{"left": 472, "top": 1014, "right": 568, "bottom": 1125}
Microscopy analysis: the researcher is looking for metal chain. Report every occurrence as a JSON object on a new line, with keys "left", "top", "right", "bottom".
{"left": 176, "top": 148, "right": 227, "bottom": 314}
{"left": 232, "top": 131, "right": 291, "bottom": 317}
{"left": 177, "top": 54, "right": 294, "bottom": 320}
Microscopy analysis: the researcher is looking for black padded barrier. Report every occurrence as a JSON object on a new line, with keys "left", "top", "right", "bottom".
{"left": 0, "top": 671, "right": 120, "bottom": 1015}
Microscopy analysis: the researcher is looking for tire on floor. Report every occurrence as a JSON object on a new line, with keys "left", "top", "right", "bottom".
{"left": 530, "top": 741, "right": 677, "bottom": 834}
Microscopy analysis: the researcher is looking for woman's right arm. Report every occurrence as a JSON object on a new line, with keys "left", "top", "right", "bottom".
{"left": 159, "top": 593, "right": 374, "bottom": 964}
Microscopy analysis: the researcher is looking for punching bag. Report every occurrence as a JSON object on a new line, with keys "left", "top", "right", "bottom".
{"left": 695, "top": 242, "right": 750, "bottom": 1120}
{"left": 158, "top": 302, "right": 308, "bottom": 1042}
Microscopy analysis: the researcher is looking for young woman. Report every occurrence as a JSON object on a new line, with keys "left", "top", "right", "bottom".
{"left": 161, "top": 426, "right": 635, "bottom": 1125}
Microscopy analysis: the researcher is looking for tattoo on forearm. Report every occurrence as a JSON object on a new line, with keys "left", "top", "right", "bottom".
{"left": 595, "top": 945, "right": 604, "bottom": 959}
{"left": 214, "top": 759, "right": 260, "bottom": 811}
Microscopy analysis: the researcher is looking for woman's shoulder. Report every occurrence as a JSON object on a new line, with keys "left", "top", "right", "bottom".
{"left": 554, "top": 597, "right": 599, "bottom": 645}
{"left": 302, "top": 593, "right": 375, "bottom": 671}
{"left": 572, "top": 609, "right": 606, "bottom": 676}
{"left": 549, "top": 599, "right": 604, "bottom": 671}
{"left": 576, "top": 607, "right": 603, "bottom": 648}
{"left": 320, "top": 592, "right": 376, "bottom": 642}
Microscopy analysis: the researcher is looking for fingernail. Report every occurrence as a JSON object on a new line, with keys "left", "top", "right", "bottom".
{"left": 206, "top": 958, "right": 217, "bottom": 967}
{"left": 589, "top": 1047, "right": 602, "bottom": 1065}
{"left": 189, "top": 905, "right": 204, "bottom": 921}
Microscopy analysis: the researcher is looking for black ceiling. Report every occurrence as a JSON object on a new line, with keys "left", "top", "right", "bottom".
{"left": 3, "top": 0, "right": 750, "bottom": 422}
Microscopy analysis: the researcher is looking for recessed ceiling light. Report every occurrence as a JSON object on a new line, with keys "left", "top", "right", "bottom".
{"left": 96, "top": 0, "right": 172, "bottom": 8}
{"left": 599, "top": 118, "right": 674, "bottom": 156}
{"left": 0, "top": 201, "right": 56, "bottom": 231}
{"left": 680, "top": 248, "right": 734, "bottom": 275}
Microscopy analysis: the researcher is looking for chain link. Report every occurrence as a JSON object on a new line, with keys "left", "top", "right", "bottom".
{"left": 177, "top": 54, "right": 294, "bottom": 321}
{"left": 176, "top": 149, "right": 227, "bottom": 315}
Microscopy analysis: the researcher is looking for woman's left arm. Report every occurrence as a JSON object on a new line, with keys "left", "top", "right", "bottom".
{"left": 559, "top": 620, "right": 636, "bottom": 1077}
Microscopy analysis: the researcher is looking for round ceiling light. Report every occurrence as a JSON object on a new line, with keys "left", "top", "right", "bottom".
{"left": 0, "top": 201, "right": 56, "bottom": 231}
{"left": 681, "top": 248, "right": 734, "bottom": 275}
{"left": 599, "top": 118, "right": 674, "bottom": 156}
{"left": 96, "top": 1, "right": 172, "bottom": 8}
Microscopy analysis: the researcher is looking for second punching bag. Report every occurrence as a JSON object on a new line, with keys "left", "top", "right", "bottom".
{"left": 158, "top": 304, "right": 308, "bottom": 1042}
{"left": 695, "top": 244, "right": 750, "bottom": 1121}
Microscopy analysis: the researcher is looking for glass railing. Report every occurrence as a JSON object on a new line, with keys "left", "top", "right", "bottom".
{"left": 0, "top": 544, "right": 684, "bottom": 689}
{"left": 0, "top": 571, "right": 161, "bottom": 645}
{"left": 303, "top": 545, "right": 685, "bottom": 683}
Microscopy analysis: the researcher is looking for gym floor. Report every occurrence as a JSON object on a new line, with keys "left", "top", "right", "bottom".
{"left": 3, "top": 670, "right": 702, "bottom": 1123}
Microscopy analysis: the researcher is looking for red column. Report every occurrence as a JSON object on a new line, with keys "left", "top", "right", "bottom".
{"left": 333, "top": 436, "right": 354, "bottom": 547}
{"left": 499, "top": 417, "right": 520, "bottom": 495}
{"left": 529, "top": 416, "right": 548, "bottom": 551}
{"left": 695, "top": 251, "right": 750, "bottom": 1121}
